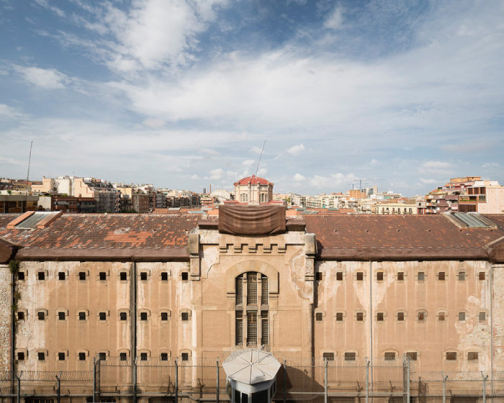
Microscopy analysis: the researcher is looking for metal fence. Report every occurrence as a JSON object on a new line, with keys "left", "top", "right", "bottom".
{"left": 3, "top": 357, "right": 504, "bottom": 402}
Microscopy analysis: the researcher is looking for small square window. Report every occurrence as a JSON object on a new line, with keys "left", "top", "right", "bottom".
{"left": 397, "top": 272, "right": 404, "bottom": 281}
{"left": 120, "top": 352, "right": 127, "bottom": 361}
{"left": 99, "top": 272, "right": 107, "bottom": 281}
{"left": 161, "top": 353, "right": 168, "bottom": 361}
{"left": 479, "top": 312, "right": 486, "bottom": 321}
{"left": 17, "top": 272, "right": 25, "bottom": 281}
{"left": 181, "top": 352, "right": 189, "bottom": 361}
{"left": 406, "top": 352, "right": 417, "bottom": 361}
{"left": 181, "top": 312, "right": 189, "bottom": 321}
{"left": 344, "top": 352, "right": 356, "bottom": 361}
{"left": 38, "top": 312, "right": 45, "bottom": 321}
{"left": 120, "top": 272, "right": 127, "bottom": 281}
{"left": 58, "top": 272, "right": 66, "bottom": 280}
{"left": 99, "top": 352, "right": 107, "bottom": 361}
{"left": 384, "top": 352, "right": 396, "bottom": 360}
{"left": 140, "top": 312, "right": 148, "bottom": 321}
{"left": 315, "top": 272, "right": 323, "bottom": 281}
{"left": 438, "top": 272, "right": 445, "bottom": 281}
{"left": 17, "top": 312, "right": 25, "bottom": 320}
{"left": 120, "top": 312, "right": 127, "bottom": 321}
{"left": 377, "top": 312, "right": 384, "bottom": 321}
{"left": 468, "top": 352, "right": 479, "bottom": 361}
{"left": 479, "top": 272, "right": 486, "bottom": 281}
{"left": 458, "top": 312, "right": 466, "bottom": 321}
{"left": 140, "top": 353, "right": 148, "bottom": 361}
{"left": 418, "top": 312, "right": 425, "bottom": 321}
{"left": 58, "top": 352, "right": 65, "bottom": 361}
{"left": 79, "top": 312, "right": 86, "bottom": 321}
{"left": 356, "top": 272, "right": 364, "bottom": 281}
{"left": 438, "top": 312, "right": 446, "bottom": 321}
{"left": 323, "top": 352, "right": 334, "bottom": 361}
{"left": 99, "top": 312, "right": 107, "bottom": 321}
{"left": 38, "top": 352, "right": 45, "bottom": 361}
{"left": 458, "top": 272, "right": 466, "bottom": 281}
{"left": 79, "top": 272, "right": 86, "bottom": 281}
{"left": 181, "top": 272, "right": 189, "bottom": 281}
{"left": 336, "top": 312, "right": 344, "bottom": 322}
{"left": 161, "top": 272, "right": 168, "bottom": 281}
{"left": 79, "top": 352, "right": 86, "bottom": 361}
{"left": 336, "top": 272, "right": 343, "bottom": 281}
{"left": 417, "top": 272, "right": 425, "bottom": 281}
{"left": 377, "top": 272, "right": 384, "bottom": 281}
{"left": 446, "top": 352, "right": 457, "bottom": 361}
{"left": 397, "top": 312, "right": 405, "bottom": 321}
{"left": 17, "top": 352, "right": 25, "bottom": 361}
{"left": 38, "top": 272, "right": 45, "bottom": 281}
{"left": 356, "top": 312, "right": 364, "bottom": 321}
{"left": 140, "top": 272, "right": 148, "bottom": 281}
{"left": 58, "top": 312, "right": 66, "bottom": 321}
{"left": 161, "top": 312, "right": 169, "bottom": 321}
{"left": 315, "top": 312, "right": 323, "bottom": 321}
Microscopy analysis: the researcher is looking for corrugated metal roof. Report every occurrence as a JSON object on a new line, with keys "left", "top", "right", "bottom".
{"left": 15, "top": 212, "right": 54, "bottom": 229}
{"left": 453, "top": 213, "right": 492, "bottom": 228}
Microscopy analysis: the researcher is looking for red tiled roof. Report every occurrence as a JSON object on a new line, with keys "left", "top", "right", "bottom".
{"left": 304, "top": 214, "right": 504, "bottom": 261}
{"left": 234, "top": 175, "right": 272, "bottom": 186}
{"left": 0, "top": 213, "right": 198, "bottom": 261}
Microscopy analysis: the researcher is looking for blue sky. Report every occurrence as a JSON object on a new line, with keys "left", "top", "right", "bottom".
{"left": 1, "top": 0, "right": 503, "bottom": 196}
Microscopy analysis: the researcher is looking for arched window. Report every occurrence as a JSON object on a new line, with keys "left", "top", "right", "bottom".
{"left": 235, "top": 272, "right": 269, "bottom": 346}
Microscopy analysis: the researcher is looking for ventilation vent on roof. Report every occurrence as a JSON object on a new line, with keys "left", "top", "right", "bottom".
{"left": 451, "top": 213, "right": 495, "bottom": 229}
{"left": 15, "top": 212, "right": 57, "bottom": 229}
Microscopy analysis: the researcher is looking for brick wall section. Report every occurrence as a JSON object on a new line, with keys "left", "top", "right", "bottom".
{"left": 0, "top": 264, "right": 12, "bottom": 373}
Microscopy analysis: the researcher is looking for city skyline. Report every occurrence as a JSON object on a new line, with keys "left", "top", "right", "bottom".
{"left": 1, "top": 0, "right": 503, "bottom": 196}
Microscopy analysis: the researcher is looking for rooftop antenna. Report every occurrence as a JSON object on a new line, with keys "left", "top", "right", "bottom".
{"left": 26, "top": 140, "right": 33, "bottom": 195}
{"left": 255, "top": 140, "right": 266, "bottom": 177}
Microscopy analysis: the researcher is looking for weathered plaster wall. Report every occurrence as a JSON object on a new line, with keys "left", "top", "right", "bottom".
{"left": 0, "top": 263, "right": 11, "bottom": 373}
{"left": 315, "top": 260, "right": 491, "bottom": 371}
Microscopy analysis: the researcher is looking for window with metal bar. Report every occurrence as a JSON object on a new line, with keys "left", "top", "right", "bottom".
{"left": 235, "top": 311, "right": 243, "bottom": 346}
{"left": 261, "top": 276, "right": 268, "bottom": 305}
{"left": 261, "top": 311, "right": 269, "bottom": 345}
{"left": 247, "top": 311, "right": 257, "bottom": 345}
{"left": 236, "top": 275, "right": 243, "bottom": 305}
{"left": 247, "top": 273, "right": 258, "bottom": 305}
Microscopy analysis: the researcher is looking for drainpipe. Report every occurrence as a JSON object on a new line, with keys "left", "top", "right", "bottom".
{"left": 131, "top": 261, "right": 138, "bottom": 403}
{"left": 490, "top": 262, "right": 494, "bottom": 395}
{"left": 10, "top": 265, "right": 16, "bottom": 403}
{"left": 369, "top": 261, "right": 373, "bottom": 395}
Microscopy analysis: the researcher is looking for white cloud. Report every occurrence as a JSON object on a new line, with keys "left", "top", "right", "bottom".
{"left": 257, "top": 168, "right": 267, "bottom": 177}
{"left": 324, "top": 5, "right": 344, "bottom": 30}
{"left": 287, "top": 144, "right": 305, "bottom": 156}
{"left": 143, "top": 118, "right": 165, "bottom": 128}
{"left": 293, "top": 173, "right": 305, "bottom": 182}
{"left": 482, "top": 162, "right": 500, "bottom": 168}
{"left": 420, "top": 178, "right": 439, "bottom": 184}
{"left": 14, "top": 65, "right": 68, "bottom": 89}
{"left": 0, "top": 70, "right": 8, "bottom": 76}
{"left": 190, "top": 174, "right": 200, "bottom": 180}
{"left": 209, "top": 168, "right": 223, "bottom": 180}
{"left": 310, "top": 173, "right": 357, "bottom": 189}
{"left": 33, "top": 0, "right": 66, "bottom": 18}
{"left": 249, "top": 146, "right": 263, "bottom": 154}
{"left": 243, "top": 159, "right": 255, "bottom": 166}
{"left": 0, "top": 156, "right": 25, "bottom": 166}
{"left": 0, "top": 104, "right": 22, "bottom": 120}
{"left": 418, "top": 161, "right": 454, "bottom": 176}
